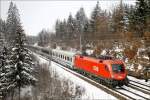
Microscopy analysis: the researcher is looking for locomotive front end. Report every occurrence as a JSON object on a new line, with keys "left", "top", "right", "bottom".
{"left": 109, "top": 61, "right": 129, "bottom": 86}
{"left": 111, "top": 64, "right": 126, "bottom": 80}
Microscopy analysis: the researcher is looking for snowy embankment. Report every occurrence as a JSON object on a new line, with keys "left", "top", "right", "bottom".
{"left": 34, "top": 53, "right": 116, "bottom": 99}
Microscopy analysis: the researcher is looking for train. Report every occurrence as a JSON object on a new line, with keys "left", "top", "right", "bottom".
{"left": 27, "top": 45, "right": 129, "bottom": 88}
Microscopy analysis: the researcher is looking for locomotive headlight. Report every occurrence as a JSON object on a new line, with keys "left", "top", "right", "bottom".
{"left": 112, "top": 74, "right": 114, "bottom": 79}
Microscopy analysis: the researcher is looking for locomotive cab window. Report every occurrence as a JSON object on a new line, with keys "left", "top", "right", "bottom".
{"left": 112, "top": 64, "right": 124, "bottom": 73}
{"left": 105, "top": 65, "right": 109, "bottom": 71}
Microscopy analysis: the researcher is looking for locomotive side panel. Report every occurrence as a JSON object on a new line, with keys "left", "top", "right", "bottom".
{"left": 74, "top": 55, "right": 111, "bottom": 79}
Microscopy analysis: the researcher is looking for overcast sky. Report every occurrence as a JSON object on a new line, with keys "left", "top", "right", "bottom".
{"left": 1, "top": 0, "right": 136, "bottom": 36}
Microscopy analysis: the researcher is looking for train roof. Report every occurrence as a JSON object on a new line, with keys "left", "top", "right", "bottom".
{"left": 52, "top": 49, "right": 76, "bottom": 57}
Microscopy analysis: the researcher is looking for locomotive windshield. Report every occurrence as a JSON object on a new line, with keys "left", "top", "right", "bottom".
{"left": 112, "top": 64, "right": 124, "bottom": 73}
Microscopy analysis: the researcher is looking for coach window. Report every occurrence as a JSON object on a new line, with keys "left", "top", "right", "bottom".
{"left": 65, "top": 56, "right": 67, "bottom": 60}
{"left": 70, "top": 58, "right": 72, "bottom": 62}
{"left": 68, "top": 57, "right": 70, "bottom": 61}
{"left": 67, "top": 57, "right": 69, "bottom": 61}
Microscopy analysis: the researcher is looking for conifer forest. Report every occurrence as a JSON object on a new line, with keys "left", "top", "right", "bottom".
{"left": 0, "top": 0, "right": 150, "bottom": 100}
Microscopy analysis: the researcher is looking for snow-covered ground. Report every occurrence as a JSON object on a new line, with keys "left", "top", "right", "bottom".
{"left": 128, "top": 76, "right": 150, "bottom": 86}
{"left": 35, "top": 53, "right": 117, "bottom": 99}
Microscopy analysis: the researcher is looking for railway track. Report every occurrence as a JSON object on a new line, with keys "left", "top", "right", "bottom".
{"left": 128, "top": 83, "right": 150, "bottom": 95}
{"left": 129, "top": 79, "right": 150, "bottom": 88}
{"left": 30, "top": 49, "right": 150, "bottom": 100}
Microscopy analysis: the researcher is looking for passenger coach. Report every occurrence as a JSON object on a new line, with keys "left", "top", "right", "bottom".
{"left": 51, "top": 49, "right": 76, "bottom": 69}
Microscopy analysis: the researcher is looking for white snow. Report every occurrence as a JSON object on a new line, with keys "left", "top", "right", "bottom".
{"left": 116, "top": 88, "right": 144, "bottom": 100}
{"left": 85, "top": 49, "right": 93, "bottom": 55}
{"left": 138, "top": 64, "right": 143, "bottom": 70}
{"left": 128, "top": 76, "right": 150, "bottom": 86}
{"left": 143, "top": 56, "right": 149, "bottom": 60}
{"left": 35, "top": 53, "right": 50, "bottom": 64}
{"left": 34, "top": 53, "right": 116, "bottom": 99}
{"left": 123, "top": 86, "right": 150, "bottom": 99}
{"left": 101, "top": 49, "right": 107, "bottom": 55}
{"left": 115, "top": 47, "right": 123, "bottom": 52}
{"left": 21, "top": 86, "right": 32, "bottom": 97}
{"left": 33, "top": 43, "right": 38, "bottom": 46}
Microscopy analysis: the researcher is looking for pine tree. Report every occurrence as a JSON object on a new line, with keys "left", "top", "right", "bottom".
{"left": 1, "top": 2, "right": 36, "bottom": 99}
{"left": 75, "top": 7, "right": 88, "bottom": 51}
{"left": 146, "top": 0, "right": 150, "bottom": 32}
{"left": 89, "top": 1, "right": 101, "bottom": 33}
{"left": 127, "top": 5, "right": 136, "bottom": 33}
{"left": 55, "top": 19, "right": 61, "bottom": 40}
{"left": 6, "top": 22, "right": 36, "bottom": 100}
{"left": 75, "top": 7, "right": 88, "bottom": 33}
{"left": 132, "top": 0, "right": 148, "bottom": 37}
{"left": 38, "top": 29, "right": 50, "bottom": 46}
{"left": 0, "top": 18, "right": 6, "bottom": 50}
{"left": 89, "top": 1, "right": 111, "bottom": 42}
{"left": 0, "top": 46, "right": 10, "bottom": 100}
{"left": 6, "top": 2, "right": 20, "bottom": 45}
{"left": 62, "top": 19, "right": 67, "bottom": 40}
{"left": 0, "top": 18, "right": 7, "bottom": 35}
{"left": 111, "top": 2, "right": 125, "bottom": 35}
{"left": 67, "top": 13, "right": 75, "bottom": 40}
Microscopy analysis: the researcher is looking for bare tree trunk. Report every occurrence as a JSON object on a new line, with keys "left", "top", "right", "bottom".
{"left": 11, "top": 91, "right": 14, "bottom": 100}
{"left": 19, "top": 86, "right": 21, "bottom": 100}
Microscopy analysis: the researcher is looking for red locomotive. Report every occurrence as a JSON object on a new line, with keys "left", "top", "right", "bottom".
{"left": 74, "top": 55, "right": 128, "bottom": 87}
